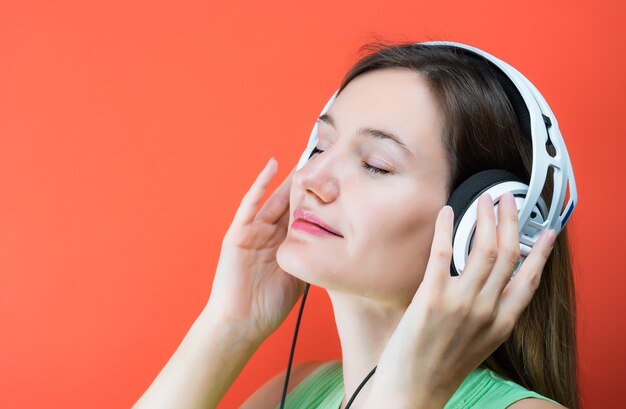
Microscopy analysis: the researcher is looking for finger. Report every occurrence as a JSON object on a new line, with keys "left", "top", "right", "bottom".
{"left": 254, "top": 164, "right": 296, "bottom": 224}
{"left": 275, "top": 200, "right": 293, "bottom": 233}
{"left": 421, "top": 205, "right": 454, "bottom": 292}
{"left": 497, "top": 229, "right": 557, "bottom": 321}
{"left": 459, "top": 193, "right": 498, "bottom": 296}
{"left": 231, "top": 157, "right": 278, "bottom": 227}
{"left": 480, "top": 192, "right": 521, "bottom": 301}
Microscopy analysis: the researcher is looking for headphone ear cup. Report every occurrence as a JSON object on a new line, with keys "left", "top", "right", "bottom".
{"left": 446, "top": 169, "right": 526, "bottom": 276}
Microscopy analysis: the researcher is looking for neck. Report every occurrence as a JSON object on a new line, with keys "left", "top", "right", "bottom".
{"left": 327, "top": 290, "right": 409, "bottom": 409}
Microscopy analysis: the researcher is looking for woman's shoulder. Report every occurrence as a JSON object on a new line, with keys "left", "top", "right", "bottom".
{"left": 240, "top": 360, "right": 335, "bottom": 409}
{"left": 448, "top": 367, "right": 565, "bottom": 409}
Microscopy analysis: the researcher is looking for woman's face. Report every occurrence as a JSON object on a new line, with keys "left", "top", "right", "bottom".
{"left": 276, "top": 68, "right": 451, "bottom": 306}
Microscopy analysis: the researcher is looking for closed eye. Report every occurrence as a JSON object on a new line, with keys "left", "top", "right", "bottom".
{"left": 361, "top": 161, "right": 389, "bottom": 175}
{"left": 309, "top": 147, "right": 390, "bottom": 175}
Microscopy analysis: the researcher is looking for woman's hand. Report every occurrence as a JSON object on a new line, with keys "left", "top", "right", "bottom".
{"left": 364, "top": 192, "right": 557, "bottom": 409}
{"left": 206, "top": 158, "right": 305, "bottom": 346}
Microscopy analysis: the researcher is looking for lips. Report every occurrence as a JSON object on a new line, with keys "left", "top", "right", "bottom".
{"left": 293, "top": 208, "right": 343, "bottom": 237}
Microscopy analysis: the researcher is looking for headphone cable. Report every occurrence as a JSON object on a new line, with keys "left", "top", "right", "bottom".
{"left": 279, "top": 282, "right": 311, "bottom": 409}
{"left": 344, "top": 365, "right": 377, "bottom": 409}
{"left": 277, "top": 281, "right": 378, "bottom": 409}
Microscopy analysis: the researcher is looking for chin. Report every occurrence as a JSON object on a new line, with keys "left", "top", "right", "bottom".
{"left": 276, "top": 239, "right": 342, "bottom": 289}
{"left": 276, "top": 239, "right": 312, "bottom": 282}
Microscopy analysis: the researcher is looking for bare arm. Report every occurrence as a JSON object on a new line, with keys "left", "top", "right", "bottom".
{"left": 132, "top": 307, "right": 261, "bottom": 409}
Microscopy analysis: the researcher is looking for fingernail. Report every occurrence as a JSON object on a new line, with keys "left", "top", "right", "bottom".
{"left": 503, "top": 191, "right": 515, "bottom": 205}
{"left": 543, "top": 230, "right": 557, "bottom": 247}
{"left": 441, "top": 205, "right": 453, "bottom": 220}
{"left": 481, "top": 192, "right": 493, "bottom": 205}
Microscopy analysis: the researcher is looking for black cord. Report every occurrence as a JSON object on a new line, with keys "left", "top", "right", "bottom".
{"left": 278, "top": 281, "right": 377, "bottom": 409}
{"left": 279, "top": 282, "right": 311, "bottom": 409}
{"left": 344, "top": 366, "right": 377, "bottom": 409}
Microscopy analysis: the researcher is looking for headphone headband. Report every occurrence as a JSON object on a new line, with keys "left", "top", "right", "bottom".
{"left": 427, "top": 44, "right": 533, "bottom": 142}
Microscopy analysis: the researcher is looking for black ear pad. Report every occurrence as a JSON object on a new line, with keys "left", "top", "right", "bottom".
{"left": 446, "top": 169, "right": 525, "bottom": 276}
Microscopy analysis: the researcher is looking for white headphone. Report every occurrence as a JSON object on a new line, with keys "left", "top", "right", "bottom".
{"left": 294, "top": 41, "right": 578, "bottom": 276}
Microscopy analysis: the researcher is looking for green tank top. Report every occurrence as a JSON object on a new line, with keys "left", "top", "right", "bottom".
{"left": 276, "top": 360, "right": 559, "bottom": 409}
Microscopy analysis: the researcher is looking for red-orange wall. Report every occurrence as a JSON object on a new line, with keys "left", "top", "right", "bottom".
{"left": 1, "top": 1, "right": 623, "bottom": 407}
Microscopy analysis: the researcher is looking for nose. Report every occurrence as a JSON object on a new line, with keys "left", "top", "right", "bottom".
{"left": 293, "top": 149, "right": 340, "bottom": 204}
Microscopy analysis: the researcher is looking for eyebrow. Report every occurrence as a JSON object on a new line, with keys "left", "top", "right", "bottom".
{"left": 316, "top": 113, "right": 414, "bottom": 156}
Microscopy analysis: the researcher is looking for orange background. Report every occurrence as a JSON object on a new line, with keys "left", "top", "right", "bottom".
{"left": 1, "top": 0, "right": 624, "bottom": 407}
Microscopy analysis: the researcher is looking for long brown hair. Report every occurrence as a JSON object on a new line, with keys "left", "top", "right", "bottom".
{"left": 335, "top": 40, "right": 579, "bottom": 408}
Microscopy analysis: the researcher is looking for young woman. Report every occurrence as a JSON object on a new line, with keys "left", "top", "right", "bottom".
{"left": 133, "top": 41, "right": 578, "bottom": 409}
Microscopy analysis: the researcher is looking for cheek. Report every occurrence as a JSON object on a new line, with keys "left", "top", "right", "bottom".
{"left": 354, "top": 201, "right": 441, "bottom": 302}
{"left": 357, "top": 198, "right": 439, "bottom": 256}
